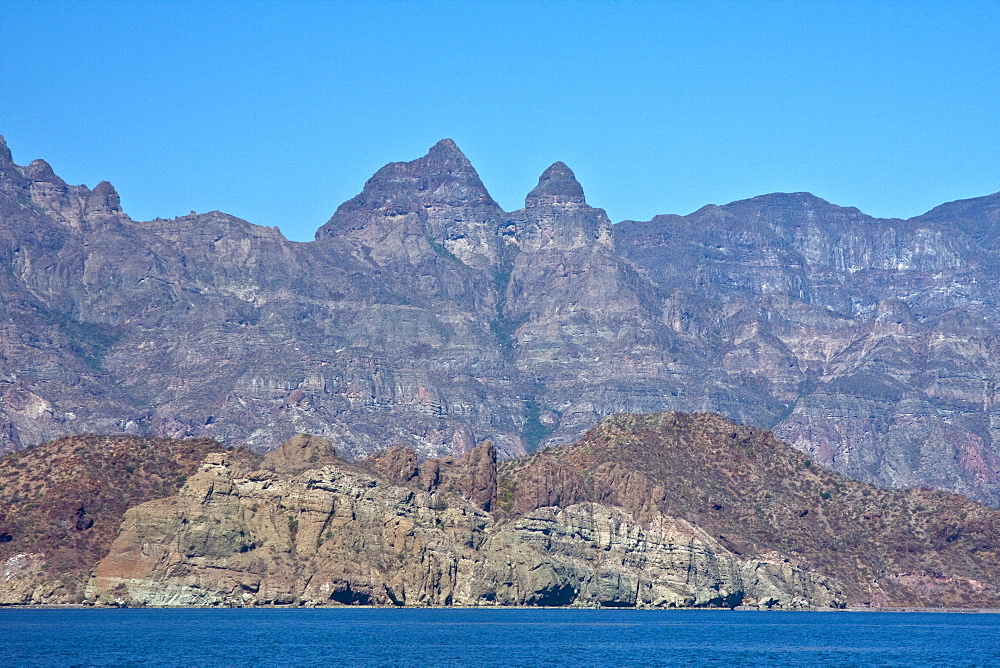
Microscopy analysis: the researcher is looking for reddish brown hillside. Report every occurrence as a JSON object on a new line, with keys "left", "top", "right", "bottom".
{"left": 500, "top": 412, "right": 1000, "bottom": 608}
{"left": 0, "top": 434, "right": 248, "bottom": 603}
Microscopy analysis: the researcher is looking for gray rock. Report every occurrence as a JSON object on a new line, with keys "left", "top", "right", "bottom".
{"left": 2, "top": 133, "right": 1000, "bottom": 505}
{"left": 86, "top": 445, "right": 843, "bottom": 608}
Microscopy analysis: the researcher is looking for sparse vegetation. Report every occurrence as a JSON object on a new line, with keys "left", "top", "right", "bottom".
{"left": 521, "top": 399, "right": 556, "bottom": 449}
{"left": 0, "top": 434, "right": 253, "bottom": 603}
{"left": 427, "top": 238, "right": 464, "bottom": 265}
{"left": 500, "top": 411, "right": 1000, "bottom": 608}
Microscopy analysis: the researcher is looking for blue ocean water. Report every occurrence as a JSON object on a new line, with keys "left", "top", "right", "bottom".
{"left": 2, "top": 608, "right": 1000, "bottom": 667}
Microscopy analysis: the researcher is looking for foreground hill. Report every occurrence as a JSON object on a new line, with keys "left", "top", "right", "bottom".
{"left": 1, "top": 412, "right": 990, "bottom": 608}
{"left": 84, "top": 429, "right": 838, "bottom": 609}
{"left": 0, "top": 435, "right": 236, "bottom": 603}
{"left": 501, "top": 413, "right": 1000, "bottom": 607}
{"left": 3, "top": 135, "right": 1000, "bottom": 505}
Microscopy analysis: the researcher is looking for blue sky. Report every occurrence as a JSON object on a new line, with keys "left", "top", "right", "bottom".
{"left": 1, "top": 0, "right": 997, "bottom": 241}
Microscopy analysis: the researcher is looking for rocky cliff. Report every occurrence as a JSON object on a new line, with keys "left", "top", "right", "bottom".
{"left": 6, "top": 413, "right": 1000, "bottom": 608}
{"left": 0, "top": 434, "right": 233, "bottom": 604}
{"left": 88, "top": 433, "right": 841, "bottom": 609}
{"left": 3, "top": 134, "right": 1000, "bottom": 505}
{"left": 502, "top": 412, "right": 1000, "bottom": 608}
{"left": 81, "top": 413, "right": 1000, "bottom": 609}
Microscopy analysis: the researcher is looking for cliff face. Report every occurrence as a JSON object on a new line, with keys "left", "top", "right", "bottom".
{"left": 83, "top": 414, "right": 1000, "bottom": 609}
{"left": 501, "top": 413, "right": 1000, "bottom": 608}
{"left": 3, "top": 134, "right": 1000, "bottom": 505}
{"left": 5, "top": 413, "right": 1000, "bottom": 609}
{"left": 85, "top": 430, "right": 843, "bottom": 609}
{"left": 614, "top": 193, "right": 1000, "bottom": 505}
{"left": 0, "top": 434, "right": 234, "bottom": 604}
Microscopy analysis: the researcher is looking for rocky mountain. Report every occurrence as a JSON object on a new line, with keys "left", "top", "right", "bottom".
{"left": 6, "top": 412, "right": 1000, "bottom": 608}
{"left": 2, "top": 134, "right": 1000, "bottom": 504}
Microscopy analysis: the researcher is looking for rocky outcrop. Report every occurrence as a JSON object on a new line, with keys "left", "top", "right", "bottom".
{"left": 501, "top": 412, "right": 1000, "bottom": 608}
{"left": 423, "top": 440, "right": 498, "bottom": 511}
{"left": 85, "top": 429, "right": 843, "bottom": 609}
{"left": 361, "top": 445, "right": 419, "bottom": 485}
{"left": 262, "top": 433, "right": 341, "bottom": 474}
{"left": 0, "top": 434, "right": 233, "bottom": 604}
{"left": 7, "top": 413, "right": 1000, "bottom": 608}
{"left": 361, "top": 440, "right": 497, "bottom": 510}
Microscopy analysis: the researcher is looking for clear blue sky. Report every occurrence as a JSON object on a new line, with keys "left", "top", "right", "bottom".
{"left": 1, "top": 0, "right": 997, "bottom": 241}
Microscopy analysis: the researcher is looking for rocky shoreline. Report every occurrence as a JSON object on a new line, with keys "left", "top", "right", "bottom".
{"left": 4, "top": 413, "right": 1000, "bottom": 610}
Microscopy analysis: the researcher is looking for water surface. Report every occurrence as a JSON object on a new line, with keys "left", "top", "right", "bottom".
{"left": 3, "top": 608, "right": 1000, "bottom": 666}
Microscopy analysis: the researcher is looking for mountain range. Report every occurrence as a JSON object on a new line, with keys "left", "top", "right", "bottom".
{"left": 2, "top": 135, "right": 1000, "bottom": 505}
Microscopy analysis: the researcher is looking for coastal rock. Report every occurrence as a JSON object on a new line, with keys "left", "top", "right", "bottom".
{"left": 6, "top": 411, "right": 1000, "bottom": 608}
{"left": 85, "top": 427, "right": 843, "bottom": 609}
{"left": 0, "top": 434, "right": 231, "bottom": 604}
{"left": 501, "top": 412, "right": 1000, "bottom": 608}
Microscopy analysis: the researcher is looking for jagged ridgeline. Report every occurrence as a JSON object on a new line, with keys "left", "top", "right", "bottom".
{"left": 3, "top": 413, "right": 1000, "bottom": 608}
{"left": 2, "top": 135, "right": 1000, "bottom": 507}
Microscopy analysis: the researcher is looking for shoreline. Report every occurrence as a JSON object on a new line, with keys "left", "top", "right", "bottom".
{"left": 3, "top": 604, "right": 1000, "bottom": 613}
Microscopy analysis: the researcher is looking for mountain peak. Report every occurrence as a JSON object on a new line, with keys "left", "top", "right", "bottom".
{"left": 526, "top": 161, "right": 586, "bottom": 207}
{"left": 718, "top": 191, "right": 871, "bottom": 226}
{"left": 0, "top": 135, "right": 27, "bottom": 189}
{"left": 426, "top": 138, "right": 467, "bottom": 161}
{"left": 315, "top": 139, "right": 503, "bottom": 267}
{"left": 91, "top": 180, "right": 118, "bottom": 197}
{"left": 24, "top": 159, "right": 63, "bottom": 184}
{"left": 85, "top": 180, "right": 123, "bottom": 216}
{"left": 324, "top": 138, "right": 494, "bottom": 221}
{"left": 909, "top": 192, "right": 1000, "bottom": 251}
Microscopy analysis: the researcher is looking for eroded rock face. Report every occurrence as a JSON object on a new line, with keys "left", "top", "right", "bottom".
{"left": 4, "top": 133, "right": 1000, "bottom": 507}
{"left": 9, "top": 413, "right": 1000, "bottom": 609}
{"left": 612, "top": 192, "right": 1000, "bottom": 505}
{"left": 262, "top": 433, "right": 340, "bottom": 474}
{"left": 501, "top": 412, "right": 1000, "bottom": 609}
{"left": 317, "top": 138, "right": 505, "bottom": 270}
{"left": 0, "top": 434, "right": 233, "bottom": 605}
{"left": 86, "top": 432, "right": 842, "bottom": 609}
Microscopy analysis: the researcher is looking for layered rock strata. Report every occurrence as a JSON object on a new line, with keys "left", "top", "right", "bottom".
{"left": 86, "top": 432, "right": 842, "bottom": 609}
{"left": 0, "top": 434, "right": 233, "bottom": 604}
{"left": 3, "top": 133, "right": 1000, "bottom": 507}
{"left": 5, "top": 413, "right": 1000, "bottom": 608}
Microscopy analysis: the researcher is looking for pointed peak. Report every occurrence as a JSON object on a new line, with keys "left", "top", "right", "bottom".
{"left": 92, "top": 180, "right": 118, "bottom": 197}
{"left": 316, "top": 139, "right": 500, "bottom": 241}
{"left": 364, "top": 138, "right": 477, "bottom": 182}
{"left": 0, "top": 135, "right": 11, "bottom": 164}
{"left": 25, "top": 159, "right": 63, "bottom": 184}
{"left": 429, "top": 137, "right": 462, "bottom": 155}
{"left": 85, "top": 180, "right": 123, "bottom": 216}
{"left": 418, "top": 138, "right": 473, "bottom": 170}
{"left": 526, "top": 161, "right": 586, "bottom": 207}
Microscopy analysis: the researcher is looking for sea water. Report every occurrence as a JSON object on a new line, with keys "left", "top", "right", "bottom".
{"left": 3, "top": 608, "right": 1000, "bottom": 667}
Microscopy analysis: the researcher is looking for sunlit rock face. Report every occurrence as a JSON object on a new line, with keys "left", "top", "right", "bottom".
{"left": 85, "top": 428, "right": 846, "bottom": 609}
{"left": 2, "top": 133, "right": 1000, "bottom": 504}
{"left": 83, "top": 417, "right": 1000, "bottom": 610}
